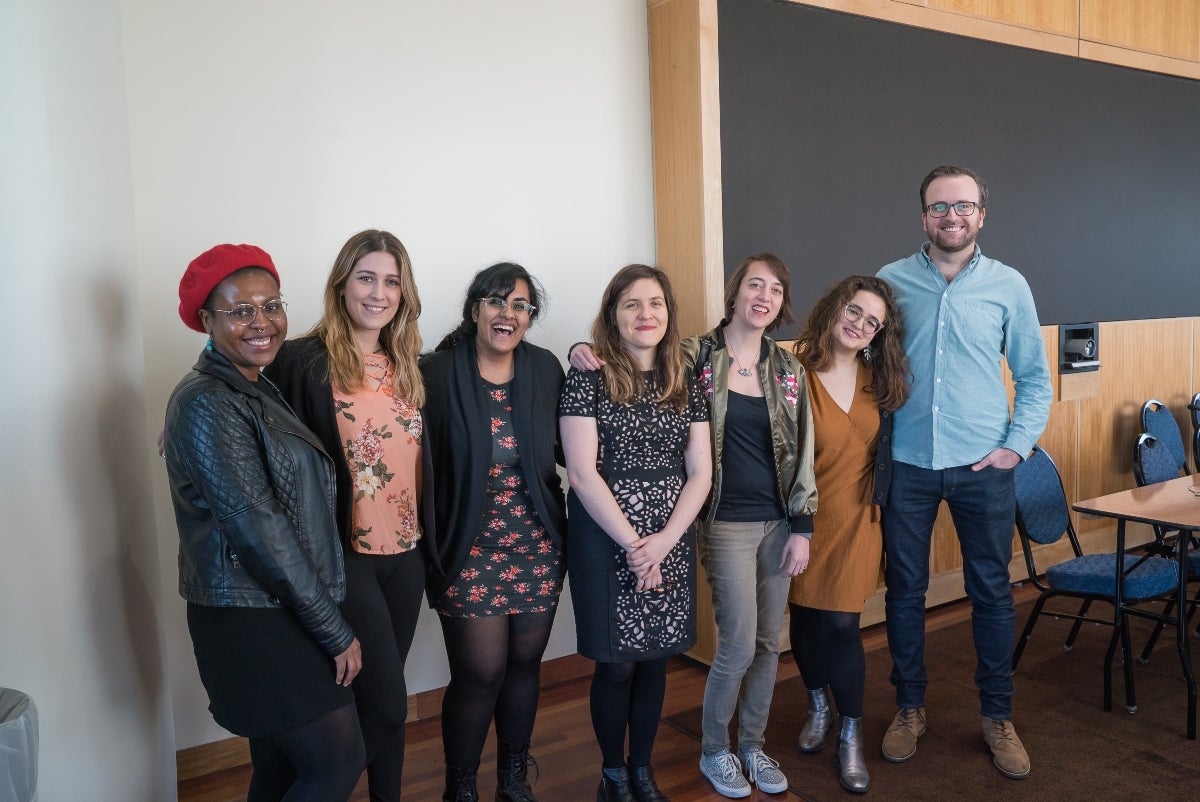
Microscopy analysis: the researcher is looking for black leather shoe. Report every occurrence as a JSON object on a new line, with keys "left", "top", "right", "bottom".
{"left": 597, "top": 766, "right": 636, "bottom": 802}
{"left": 628, "top": 765, "right": 668, "bottom": 802}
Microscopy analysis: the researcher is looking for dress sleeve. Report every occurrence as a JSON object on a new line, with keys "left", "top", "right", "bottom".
{"left": 558, "top": 367, "right": 600, "bottom": 418}
{"left": 687, "top": 375, "right": 710, "bottom": 423}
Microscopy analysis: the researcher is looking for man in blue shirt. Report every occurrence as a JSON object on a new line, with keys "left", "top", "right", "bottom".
{"left": 877, "top": 165, "right": 1052, "bottom": 780}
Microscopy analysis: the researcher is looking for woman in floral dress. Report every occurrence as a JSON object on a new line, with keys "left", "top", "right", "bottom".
{"left": 267, "top": 229, "right": 426, "bottom": 801}
{"left": 421, "top": 262, "right": 566, "bottom": 802}
{"left": 560, "top": 264, "right": 712, "bottom": 802}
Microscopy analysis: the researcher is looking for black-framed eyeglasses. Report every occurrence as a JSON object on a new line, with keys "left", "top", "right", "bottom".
{"left": 207, "top": 299, "right": 287, "bottom": 326}
{"left": 924, "top": 201, "right": 979, "bottom": 218}
{"left": 843, "top": 303, "right": 884, "bottom": 334}
{"left": 478, "top": 297, "right": 537, "bottom": 316}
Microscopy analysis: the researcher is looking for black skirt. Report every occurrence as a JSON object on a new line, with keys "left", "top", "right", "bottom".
{"left": 187, "top": 603, "right": 354, "bottom": 737}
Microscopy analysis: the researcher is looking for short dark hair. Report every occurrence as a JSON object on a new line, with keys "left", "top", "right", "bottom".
{"left": 722, "top": 253, "right": 795, "bottom": 334}
{"left": 919, "top": 165, "right": 988, "bottom": 211}
{"left": 436, "top": 262, "right": 544, "bottom": 352}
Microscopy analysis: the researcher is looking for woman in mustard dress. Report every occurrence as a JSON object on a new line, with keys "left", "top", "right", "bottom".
{"left": 789, "top": 276, "right": 909, "bottom": 794}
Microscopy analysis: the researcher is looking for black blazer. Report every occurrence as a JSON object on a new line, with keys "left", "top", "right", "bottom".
{"left": 419, "top": 339, "right": 567, "bottom": 602}
{"left": 264, "top": 336, "right": 358, "bottom": 547}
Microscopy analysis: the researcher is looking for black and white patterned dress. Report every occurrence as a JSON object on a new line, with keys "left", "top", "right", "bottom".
{"left": 559, "top": 368, "right": 708, "bottom": 662}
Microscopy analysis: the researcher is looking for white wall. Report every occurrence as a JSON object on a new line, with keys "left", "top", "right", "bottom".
{"left": 0, "top": 1, "right": 175, "bottom": 800}
{"left": 120, "top": 1, "right": 656, "bottom": 752}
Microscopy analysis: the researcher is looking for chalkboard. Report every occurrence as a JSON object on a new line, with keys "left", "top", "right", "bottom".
{"left": 718, "top": 0, "right": 1200, "bottom": 332}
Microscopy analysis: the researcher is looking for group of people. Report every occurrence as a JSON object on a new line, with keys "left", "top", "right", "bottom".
{"left": 162, "top": 164, "right": 1052, "bottom": 801}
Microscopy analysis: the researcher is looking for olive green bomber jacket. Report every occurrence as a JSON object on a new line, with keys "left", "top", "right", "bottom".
{"left": 683, "top": 324, "right": 818, "bottom": 536}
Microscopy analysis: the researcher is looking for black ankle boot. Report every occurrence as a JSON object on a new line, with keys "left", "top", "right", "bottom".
{"left": 496, "top": 741, "right": 538, "bottom": 802}
{"left": 596, "top": 765, "right": 636, "bottom": 802}
{"left": 628, "top": 765, "right": 668, "bottom": 802}
{"left": 444, "top": 764, "right": 480, "bottom": 802}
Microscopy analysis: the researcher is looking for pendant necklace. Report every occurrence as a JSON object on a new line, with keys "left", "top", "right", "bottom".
{"left": 730, "top": 344, "right": 755, "bottom": 378}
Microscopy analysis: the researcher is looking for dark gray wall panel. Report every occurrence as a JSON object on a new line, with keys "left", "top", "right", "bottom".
{"left": 718, "top": 0, "right": 1200, "bottom": 332}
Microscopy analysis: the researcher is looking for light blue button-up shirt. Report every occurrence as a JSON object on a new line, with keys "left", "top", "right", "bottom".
{"left": 878, "top": 244, "right": 1052, "bottom": 470}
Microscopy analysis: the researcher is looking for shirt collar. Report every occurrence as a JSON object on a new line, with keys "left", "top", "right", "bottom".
{"left": 918, "top": 242, "right": 983, "bottom": 276}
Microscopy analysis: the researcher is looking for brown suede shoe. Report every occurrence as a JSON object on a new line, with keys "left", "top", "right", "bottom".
{"left": 982, "top": 717, "right": 1031, "bottom": 779}
{"left": 881, "top": 707, "right": 926, "bottom": 763}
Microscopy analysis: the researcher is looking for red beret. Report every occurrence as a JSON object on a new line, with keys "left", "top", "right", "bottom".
{"left": 178, "top": 243, "right": 280, "bottom": 332}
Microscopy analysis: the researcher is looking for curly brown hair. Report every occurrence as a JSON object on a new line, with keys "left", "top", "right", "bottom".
{"left": 792, "top": 275, "right": 909, "bottom": 411}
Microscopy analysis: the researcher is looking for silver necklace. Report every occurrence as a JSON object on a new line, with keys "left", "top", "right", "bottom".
{"left": 730, "top": 344, "right": 756, "bottom": 378}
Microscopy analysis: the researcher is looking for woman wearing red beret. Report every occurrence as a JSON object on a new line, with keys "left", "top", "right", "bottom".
{"left": 164, "top": 244, "right": 364, "bottom": 802}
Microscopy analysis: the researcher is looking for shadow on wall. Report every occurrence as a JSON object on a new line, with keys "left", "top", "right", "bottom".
{"left": 77, "top": 274, "right": 174, "bottom": 793}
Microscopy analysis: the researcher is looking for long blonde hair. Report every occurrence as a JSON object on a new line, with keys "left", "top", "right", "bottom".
{"left": 310, "top": 229, "right": 425, "bottom": 407}
{"left": 591, "top": 264, "right": 688, "bottom": 411}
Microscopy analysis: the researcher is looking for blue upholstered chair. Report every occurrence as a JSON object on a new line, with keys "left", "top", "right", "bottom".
{"left": 1011, "top": 446, "right": 1178, "bottom": 714}
{"left": 1142, "top": 399, "right": 1188, "bottom": 474}
{"left": 1133, "top": 433, "right": 1200, "bottom": 662}
{"left": 1188, "top": 392, "right": 1200, "bottom": 471}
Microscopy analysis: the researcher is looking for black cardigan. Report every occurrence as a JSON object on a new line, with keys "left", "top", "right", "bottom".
{"left": 419, "top": 339, "right": 567, "bottom": 603}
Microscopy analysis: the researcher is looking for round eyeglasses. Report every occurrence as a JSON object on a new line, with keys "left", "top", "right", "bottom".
{"left": 924, "top": 201, "right": 979, "bottom": 218}
{"left": 843, "top": 303, "right": 884, "bottom": 334}
{"left": 207, "top": 299, "right": 288, "bottom": 326}
{"left": 478, "top": 297, "right": 537, "bottom": 316}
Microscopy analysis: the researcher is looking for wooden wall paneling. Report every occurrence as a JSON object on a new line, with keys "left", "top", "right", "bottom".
{"left": 927, "top": 0, "right": 1079, "bottom": 36}
{"left": 648, "top": 0, "right": 725, "bottom": 339}
{"left": 779, "top": 0, "right": 1079, "bottom": 55}
{"left": 1080, "top": 0, "right": 1200, "bottom": 61}
{"left": 1075, "top": 318, "right": 1196, "bottom": 547}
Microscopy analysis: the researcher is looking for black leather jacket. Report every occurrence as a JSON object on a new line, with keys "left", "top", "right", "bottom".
{"left": 165, "top": 349, "right": 354, "bottom": 656}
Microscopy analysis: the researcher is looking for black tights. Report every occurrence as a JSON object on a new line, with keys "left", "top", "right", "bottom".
{"left": 789, "top": 604, "right": 866, "bottom": 718}
{"left": 246, "top": 701, "right": 364, "bottom": 802}
{"left": 340, "top": 548, "right": 425, "bottom": 801}
{"left": 439, "top": 610, "right": 556, "bottom": 770}
{"left": 590, "top": 658, "right": 668, "bottom": 769}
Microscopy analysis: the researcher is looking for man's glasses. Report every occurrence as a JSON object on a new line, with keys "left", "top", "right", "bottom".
{"left": 479, "top": 297, "right": 537, "bottom": 316}
{"left": 207, "top": 299, "right": 288, "bottom": 326}
{"left": 843, "top": 303, "right": 884, "bottom": 334}
{"left": 924, "top": 201, "right": 979, "bottom": 218}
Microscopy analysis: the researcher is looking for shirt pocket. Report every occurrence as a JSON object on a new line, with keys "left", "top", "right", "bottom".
{"left": 956, "top": 300, "right": 1005, "bottom": 352}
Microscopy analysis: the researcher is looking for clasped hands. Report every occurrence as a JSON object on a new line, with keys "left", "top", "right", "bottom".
{"left": 625, "top": 531, "right": 674, "bottom": 593}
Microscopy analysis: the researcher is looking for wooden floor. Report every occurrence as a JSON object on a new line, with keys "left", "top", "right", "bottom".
{"left": 178, "top": 590, "right": 1010, "bottom": 801}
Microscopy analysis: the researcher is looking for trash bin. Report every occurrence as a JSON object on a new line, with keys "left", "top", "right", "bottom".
{"left": 0, "top": 689, "right": 38, "bottom": 802}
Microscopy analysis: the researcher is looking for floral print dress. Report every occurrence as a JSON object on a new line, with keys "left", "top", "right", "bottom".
{"left": 435, "top": 380, "right": 564, "bottom": 617}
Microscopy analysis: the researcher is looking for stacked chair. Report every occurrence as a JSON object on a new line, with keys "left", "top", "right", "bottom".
{"left": 1133, "top": 400, "right": 1200, "bottom": 661}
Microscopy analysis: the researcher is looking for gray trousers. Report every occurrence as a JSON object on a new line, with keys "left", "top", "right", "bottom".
{"left": 697, "top": 518, "right": 792, "bottom": 754}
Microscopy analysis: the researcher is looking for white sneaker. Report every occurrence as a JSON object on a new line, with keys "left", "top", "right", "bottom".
{"left": 740, "top": 748, "right": 789, "bottom": 795}
{"left": 699, "top": 750, "right": 751, "bottom": 798}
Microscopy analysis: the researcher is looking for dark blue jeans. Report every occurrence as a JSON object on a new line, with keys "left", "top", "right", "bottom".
{"left": 883, "top": 461, "right": 1017, "bottom": 720}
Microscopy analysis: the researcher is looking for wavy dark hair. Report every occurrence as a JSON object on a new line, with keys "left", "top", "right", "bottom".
{"left": 310, "top": 229, "right": 424, "bottom": 406}
{"left": 436, "top": 262, "right": 544, "bottom": 352}
{"left": 722, "top": 252, "right": 795, "bottom": 334}
{"left": 591, "top": 264, "right": 688, "bottom": 411}
{"left": 792, "top": 275, "right": 909, "bottom": 411}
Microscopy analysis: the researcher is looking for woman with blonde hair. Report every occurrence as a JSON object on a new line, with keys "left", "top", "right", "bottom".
{"left": 789, "top": 275, "right": 909, "bottom": 794}
{"left": 267, "top": 229, "right": 426, "bottom": 801}
{"left": 561, "top": 264, "right": 712, "bottom": 802}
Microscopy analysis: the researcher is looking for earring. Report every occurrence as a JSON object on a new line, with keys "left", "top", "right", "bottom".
{"left": 862, "top": 345, "right": 873, "bottom": 362}
{"left": 205, "top": 337, "right": 214, "bottom": 352}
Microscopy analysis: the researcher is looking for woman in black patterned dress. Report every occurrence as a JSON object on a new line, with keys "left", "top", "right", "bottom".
{"left": 421, "top": 263, "right": 566, "bottom": 802}
{"left": 560, "top": 264, "right": 712, "bottom": 802}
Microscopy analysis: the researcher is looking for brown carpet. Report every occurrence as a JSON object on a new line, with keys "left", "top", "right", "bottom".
{"left": 664, "top": 601, "right": 1200, "bottom": 801}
